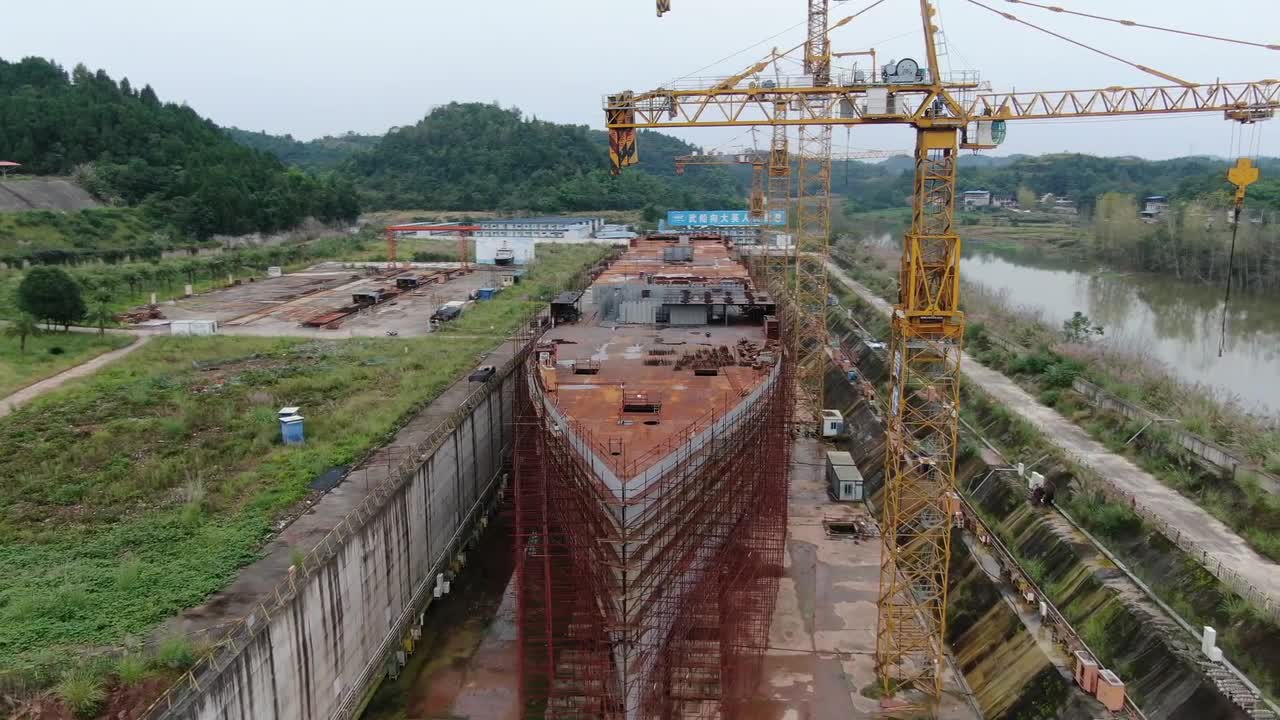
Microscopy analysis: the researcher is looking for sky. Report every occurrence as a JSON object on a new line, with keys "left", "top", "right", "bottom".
{"left": 5, "top": 0, "right": 1279, "bottom": 159}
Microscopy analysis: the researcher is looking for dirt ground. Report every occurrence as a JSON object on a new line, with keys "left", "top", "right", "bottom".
{"left": 147, "top": 262, "right": 516, "bottom": 338}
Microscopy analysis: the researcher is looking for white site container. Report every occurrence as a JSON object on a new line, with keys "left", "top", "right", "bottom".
{"left": 820, "top": 409, "right": 844, "bottom": 438}
{"left": 170, "top": 319, "right": 219, "bottom": 336}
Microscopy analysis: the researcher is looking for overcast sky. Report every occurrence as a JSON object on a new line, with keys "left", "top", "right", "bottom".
{"left": 6, "top": 0, "right": 1279, "bottom": 159}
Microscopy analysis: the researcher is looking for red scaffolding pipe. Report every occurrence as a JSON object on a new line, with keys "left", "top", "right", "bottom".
{"left": 514, "top": 345, "right": 792, "bottom": 718}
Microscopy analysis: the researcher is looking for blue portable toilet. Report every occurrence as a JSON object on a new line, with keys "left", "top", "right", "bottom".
{"left": 279, "top": 406, "right": 305, "bottom": 445}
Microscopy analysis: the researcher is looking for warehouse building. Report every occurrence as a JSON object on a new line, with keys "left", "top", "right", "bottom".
{"left": 394, "top": 217, "right": 604, "bottom": 244}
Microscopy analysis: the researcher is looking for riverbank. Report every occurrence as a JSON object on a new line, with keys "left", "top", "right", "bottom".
{"left": 828, "top": 265, "right": 1280, "bottom": 707}
{"left": 832, "top": 243, "right": 1280, "bottom": 559}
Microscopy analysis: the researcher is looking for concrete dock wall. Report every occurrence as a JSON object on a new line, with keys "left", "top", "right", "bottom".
{"left": 149, "top": 370, "right": 517, "bottom": 720}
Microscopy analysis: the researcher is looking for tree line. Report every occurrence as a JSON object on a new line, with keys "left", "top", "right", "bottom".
{"left": 341, "top": 103, "right": 740, "bottom": 212}
{"left": 1093, "top": 193, "right": 1280, "bottom": 291}
{"left": 0, "top": 57, "right": 360, "bottom": 242}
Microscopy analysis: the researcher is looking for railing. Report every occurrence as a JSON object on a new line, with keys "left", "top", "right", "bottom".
{"left": 1062, "top": 458, "right": 1280, "bottom": 625}
{"left": 1071, "top": 377, "right": 1280, "bottom": 493}
{"left": 957, "top": 501, "right": 1146, "bottom": 719}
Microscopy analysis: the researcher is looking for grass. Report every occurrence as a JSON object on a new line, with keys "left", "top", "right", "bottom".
{"left": 0, "top": 335, "right": 488, "bottom": 672}
{"left": 0, "top": 240, "right": 606, "bottom": 681}
{"left": 957, "top": 376, "right": 1280, "bottom": 700}
{"left": 55, "top": 667, "right": 106, "bottom": 718}
{"left": 0, "top": 208, "right": 166, "bottom": 258}
{"left": 0, "top": 230, "right": 379, "bottom": 323}
{"left": 0, "top": 331, "right": 133, "bottom": 397}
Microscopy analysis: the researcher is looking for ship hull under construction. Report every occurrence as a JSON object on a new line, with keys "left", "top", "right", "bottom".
{"left": 514, "top": 239, "right": 791, "bottom": 718}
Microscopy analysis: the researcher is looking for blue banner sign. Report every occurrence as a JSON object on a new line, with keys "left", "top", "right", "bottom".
{"left": 666, "top": 209, "right": 786, "bottom": 227}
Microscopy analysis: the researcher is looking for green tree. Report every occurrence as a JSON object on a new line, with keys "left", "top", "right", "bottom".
{"left": 88, "top": 292, "right": 114, "bottom": 335}
{"left": 17, "top": 266, "right": 87, "bottom": 330}
{"left": 5, "top": 313, "right": 39, "bottom": 353}
{"left": 1016, "top": 186, "right": 1037, "bottom": 210}
{"left": 0, "top": 57, "right": 359, "bottom": 243}
{"left": 1061, "top": 311, "right": 1104, "bottom": 343}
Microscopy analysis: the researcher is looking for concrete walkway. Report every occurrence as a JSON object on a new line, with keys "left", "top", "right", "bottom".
{"left": 824, "top": 259, "right": 1280, "bottom": 612}
{"left": 0, "top": 334, "right": 151, "bottom": 418}
{"left": 744, "top": 437, "right": 979, "bottom": 719}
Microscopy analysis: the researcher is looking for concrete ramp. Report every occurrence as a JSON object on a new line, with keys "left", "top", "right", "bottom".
{"left": 0, "top": 179, "right": 100, "bottom": 212}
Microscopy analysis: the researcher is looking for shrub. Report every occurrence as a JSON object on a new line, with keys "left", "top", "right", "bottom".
{"left": 1073, "top": 493, "right": 1143, "bottom": 539}
{"left": 114, "top": 653, "right": 149, "bottom": 684}
{"left": 1042, "top": 362, "right": 1080, "bottom": 390}
{"left": 1039, "top": 389, "right": 1062, "bottom": 407}
{"left": 56, "top": 669, "right": 105, "bottom": 718}
{"left": 155, "top": 635, "right": 195, "bottom": 670}
{"left": 48, "top": 346, "right": 65, "bottom": 355}
{"left": 115, "top": 556, "right": 145, "bottom": 591}
{"left": 1009, "top": 352, "right": 1053, "bottom": 376}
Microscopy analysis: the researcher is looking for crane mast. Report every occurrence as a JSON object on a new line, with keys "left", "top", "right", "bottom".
{"left": 609, "top": 0, "right": 1277, "bottom": 707}
{"left": 793, "top": 0, "right": 835, "bottom": 413}
{"left": 764, "top": 104, "right": 792, "bottom": 297}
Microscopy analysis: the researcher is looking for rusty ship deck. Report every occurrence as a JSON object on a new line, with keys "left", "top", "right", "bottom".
{"left": 514, "top": 238, "right": 792, "bottom": 719}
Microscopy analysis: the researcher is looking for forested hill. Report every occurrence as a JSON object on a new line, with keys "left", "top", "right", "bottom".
{"left": 224, "top": 128, "right": 381, "bottom": 172}
{"left": 343, "top": 103, "right": 739, "bottom": 212}
{"left": 839, "top": 153, "right": 1280, "bottom": 213}
{"left": 0, "top": 57, "right": 359, "bottom": 238}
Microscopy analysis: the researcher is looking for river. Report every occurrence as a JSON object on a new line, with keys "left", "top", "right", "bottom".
{"left": 960, "top": 243, "right": 1280, "bottom": 413}
{"left": 857, "top": 233, "right": 1280, "bottom": 413}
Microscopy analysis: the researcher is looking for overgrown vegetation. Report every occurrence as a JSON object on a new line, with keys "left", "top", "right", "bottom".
{"left": 0, "top": 336, "right": 486, "bottom": 674}
{"left": 967, "top": 334, "right": 1280, "bottom": 562}
{"left": 439, "top": 243, "right": 612, "bottom": 337}
{"left": 0, "top": 208, "right": 169, "bottom": 265}
{"left": 0, "top": 238, "right": 604, "bottom": 690}
{"left": 0, "top": 330, "right": 131, "bottom": 397}
{"left": 0, "top": 56, "right": 359, "bottom": 243}
{"left": 958, "top": 381, "right": 1280, "bottom": 701}
{"left": 0, "top": 230, "right": 375, "bottom": 322}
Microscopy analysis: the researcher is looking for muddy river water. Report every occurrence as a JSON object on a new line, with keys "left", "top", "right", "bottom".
{"left": 864, "top": 233, "right": 1280, "bottom": 413}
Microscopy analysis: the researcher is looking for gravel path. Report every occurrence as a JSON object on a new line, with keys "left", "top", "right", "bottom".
{"left": 0, "top": 334, "right": 151, "bottom": 418}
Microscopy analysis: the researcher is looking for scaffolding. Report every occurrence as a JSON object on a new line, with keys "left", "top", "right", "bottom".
{"left": 514, "top": 331, "right": 792, "bottom": 718}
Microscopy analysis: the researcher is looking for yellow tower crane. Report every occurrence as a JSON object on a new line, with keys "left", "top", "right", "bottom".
{"left": 609, "top": 0, "right": 1278, "bottom": 706}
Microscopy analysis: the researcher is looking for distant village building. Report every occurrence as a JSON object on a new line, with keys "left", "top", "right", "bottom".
{"left": 961, "top": 189, "right": 992, "bottom": 209}
{"left": 1039, "top": 193, "right": 1078, "bottom": 214}
{"left": 992, "top": 195, "right": 1018, "bottom": 209}
{"left": 1141, "top": 196, "right": 1169, "bottom": 222}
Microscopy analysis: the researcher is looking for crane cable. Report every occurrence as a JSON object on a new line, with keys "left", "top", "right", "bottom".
{"left": 1219, "top": 123, "right": 1264, "bottom": 357}
{"left": 1001, "top": 0, "right": 1280, "bottom": 52}
{"left": 666, "top": 0, "right": 889, "bottom": 91}
{"left": 960, "top": 0, "right": 1194, "bottom": 87}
